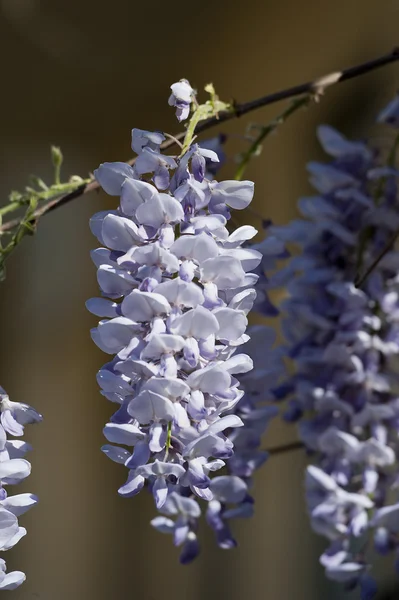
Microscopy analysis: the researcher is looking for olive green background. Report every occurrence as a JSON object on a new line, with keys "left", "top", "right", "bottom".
{"left": 0, "top": 1, "right": 399, "bottom": 598}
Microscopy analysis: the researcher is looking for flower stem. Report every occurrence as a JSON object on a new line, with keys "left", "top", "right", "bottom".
{"left": 234, "top": 95, "right": 311, "bottom": 181}
{"left": 164, "top": 421, "right": 172, "bottom": 461}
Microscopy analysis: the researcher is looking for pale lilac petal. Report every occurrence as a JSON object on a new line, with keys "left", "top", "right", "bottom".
{"left": 2, "top": 526, "right": 26, "bottom": 550}
{"left": 151, "top": 516, "right": 175, "bottom": 534}
{"left": 101, "top": 445, "right": 131, "bottom": 464}
{"left": 210, "top": 476, "right": 247, "bottom": 503}
{"left": 171, "top": 233, "right": 219, "bottom": 264}
{"left": 0, "top": 459, "right": 31, "bottom": 484}
{"left": 102, "top": 214, "right": 143, "bottom": 251}
{"left": 94, "top": 162, "right": 136, "bottom": 195}
{"left": 120, "top": 178, "right": 156, "bottom": 216}
{"left": 0, "top": 571, "right": 26, "bottom": 590}
{"left": 211, "top": 180, "right": 254, "bottom": 210}
{"left": 213, "top": 307, "right": 247, "bottom": 341}
{"left": 0, "top": 494, "right": 38, "bottom": 517}
{"left": 154, "top": 279, "right": 204, "bottom": 307}
{"left": 153, "top": 477, "right": 168, "bottom": 508}
{"left": 170, "top": 305, "right": 219, "bottom": 339}
{"left": 141, "top": 334, "right": 185, "bottom": 360}
{"left": 118, "top": 472, "right": 145, "bottom": 498}
{"left": 103, "top": 423, "right": 145, "bottom": 446}
{"left": 131, "top": 129, "right": 165, "bottom": 154}
{"left": 128, "top": 390, "right": 175, "bottom": 423}
{"left": 86, "top": 298, "right": 119, "bottom": 318}
{"left": 0, "top": 509, "right": 18, "bottom": 549}
{"left": 122, "top": 290, "right": 171, "bottom": 322}
{"left": 200, "top": 256, "right": 246, "bottom": 289}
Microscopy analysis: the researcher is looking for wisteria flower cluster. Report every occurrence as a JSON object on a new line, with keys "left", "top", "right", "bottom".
{"left": 87, "top": 79, "right": 284, "bottom": 561}
{"left": 3, "top": 44, "right": 399, "bottom": 598}
{"left": 3, "top": 64, "right": 399, "bottom": 600}
{"left": 0, "top": 387, "right": 41, "bottom": 589}
{"left": 270, "top": 97, "right": 399, "bottom": 597}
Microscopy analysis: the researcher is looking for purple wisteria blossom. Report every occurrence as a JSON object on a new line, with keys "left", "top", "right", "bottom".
{"left": 168, "top": 79, "right": 195, "bottom": 122}
{"left": 0, "top": 386, "right": 41, "bottom": 589}
{"left": 88, "top": 79, "right": 281, "bottom": 561}
{"left": 271, "top": 100, "right": 399, "bottom": 597}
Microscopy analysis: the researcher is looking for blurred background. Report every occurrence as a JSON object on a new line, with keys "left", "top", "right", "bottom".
{"left": 0, "top": 0, "right": 399, "bottom": 598}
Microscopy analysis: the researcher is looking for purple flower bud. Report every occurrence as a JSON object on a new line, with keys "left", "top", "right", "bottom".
{"left": 168, "top": 79, "right": 195, "bottom": 122}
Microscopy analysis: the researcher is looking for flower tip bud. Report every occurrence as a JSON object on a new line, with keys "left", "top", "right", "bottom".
{"left": 51, "top": 146, "right": 63, "bottom": 169}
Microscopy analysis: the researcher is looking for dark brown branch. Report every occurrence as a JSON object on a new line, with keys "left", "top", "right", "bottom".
{"left": 1, "top": 46, "right": 399, "bottom": 234}
{"left": 0, "top": 179, "right": 99, "bottom": 233}
{"left": 198, "top": 46, "right": 399, "bottom": 130}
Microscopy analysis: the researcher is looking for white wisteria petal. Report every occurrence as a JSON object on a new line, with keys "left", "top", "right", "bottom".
{"left": 122, "top": 290, "right": 171, "bottom": 322}
{"left": 213, "top": 308, "right": 247, "bottom": 341}
{"left": 102, "top": 214, "right": 144, "bottom": 251}
{"left": 154, "top": 279, "right": 204, "bottom": 307}
{"left": 94, "top": 162, "right": 136, "bottom": 196}
{"left": 170, "top": 305, "right": 219, "bottom": 339}
{"left": 128, "top": 390, "right": 175, "bottom": 423}
{"left": 171, "top": 233, "right": 219, "bottom": 264}
{"left": 120, "top": 178, "right": 156, "bottom": 216}
{"left": 136, "top": 194, "right": 184, "bottom": 228}
{"left": 200, "top": 256, "right": 246, "bottom": 289}
{"left": 141, "top": 334, "right": 185, "bottom": 360}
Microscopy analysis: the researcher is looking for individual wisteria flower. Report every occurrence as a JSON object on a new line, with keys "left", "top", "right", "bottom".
{"left": 87, "top": 79, "right": 278, "bottom": 561}
{"left": 270, "top": 101, "right": 399, "bottom": 597}
{"left": 0, "top": 386, "right": 41, "bottom": 590}
{"left": 168, "top": 79, "right": 195, "bottom": 122}
{"left": 199, "top": 134, "right": 227, "bottom": 179}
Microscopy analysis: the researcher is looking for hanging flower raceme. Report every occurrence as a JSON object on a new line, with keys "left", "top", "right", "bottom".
{"left": 87, "top": 80, "right": 269, "bottom": 561}
{"left": 0, "top": 386, "right": 41, "bottom": 590}
{"left": 271, "top": 101, "right": 399, "bottom": 597}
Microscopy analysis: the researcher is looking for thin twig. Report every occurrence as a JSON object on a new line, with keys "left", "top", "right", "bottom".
{"left": 354, "top": 133, "right": 399, "bottom": 287}
{"left": 228, "top": 48, "right": 399, "bottom": 119}
{"left": 266, "top": 440, "right": 304, "bottom": 457}
{"left": 235, "top": 95, "right": 311, "bottom": 180}
{"left": 1, "top": 46, "right": 399, "bottom": 234}
{"left": 0, "top": 180, "right": 98, "bottom": 232}
{"left": 355, "top": 227, "right": 399, "bottom": 287}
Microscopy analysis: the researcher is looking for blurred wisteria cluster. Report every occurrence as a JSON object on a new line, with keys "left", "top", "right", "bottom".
{"left": 2, "top": 55, "right": 399, "bottom": 599}
{"left": 269, "top": 96, "right": 399, "bottom": 598}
